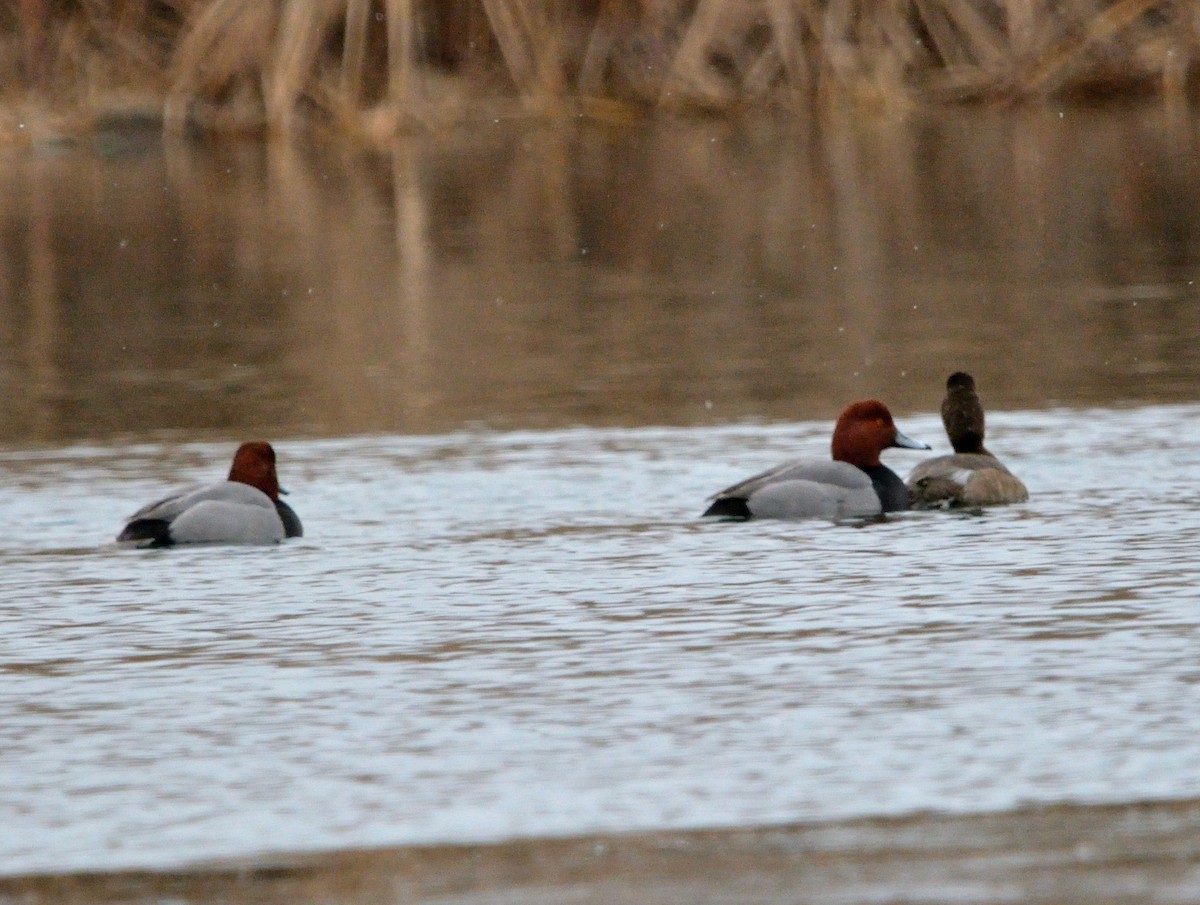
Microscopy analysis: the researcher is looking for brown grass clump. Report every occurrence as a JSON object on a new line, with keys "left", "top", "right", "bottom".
{"left": 3, "top": 1, "right": 1200, "bottom": 138}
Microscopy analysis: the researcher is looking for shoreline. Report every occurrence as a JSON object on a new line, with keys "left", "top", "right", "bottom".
{"left": 2, "top": 2, "right": 1197, "bottom": 142}
{"left": 4, "top": 797, "right": 1198, "bottom": 904}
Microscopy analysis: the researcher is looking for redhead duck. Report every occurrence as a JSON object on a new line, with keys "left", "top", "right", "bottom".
{"left": 702, "top": 400, "right": 930, "bottom": 520}
{"left": 118, "top": 441, "right": 303, "bottom": 546}
{"left": 906, "top": 372, "right": 1029, "bottom": 508}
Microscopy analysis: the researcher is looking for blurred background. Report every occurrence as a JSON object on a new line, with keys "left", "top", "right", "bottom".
{"left": 3, "top": 107, "right": 1200, "bottom": 443}
{"left": 2, "top": 2, "right": 1200, "bottom": 444}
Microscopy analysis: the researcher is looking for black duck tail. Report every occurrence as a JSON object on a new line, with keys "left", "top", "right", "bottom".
{"left": 117, "top": 519, "right": 174, "bottom": 546}
{"left": 701, "top": 497, "right": 752, "bottom": 519}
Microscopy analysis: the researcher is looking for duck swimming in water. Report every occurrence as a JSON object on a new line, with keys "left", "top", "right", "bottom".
{"left": 906, "top": 372, "right": 1028, "bottom": 508}
{"left": 118, "top": 441, "right": 303, "bottom": 546}
{"left": 703, "top": 400, "right": 930, "bottom": 521}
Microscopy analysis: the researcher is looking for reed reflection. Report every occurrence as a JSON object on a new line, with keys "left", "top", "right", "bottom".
{"left": 0, "top": 105, "right": 1198, "bottom": 445}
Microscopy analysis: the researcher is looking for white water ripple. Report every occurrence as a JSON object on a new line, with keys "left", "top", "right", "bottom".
{"left": 2, "top": 405, "right": 1200, "bottom": 873}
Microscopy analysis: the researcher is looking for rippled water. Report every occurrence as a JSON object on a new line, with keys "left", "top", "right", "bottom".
{"left": 4, "top": 404, "right": 1200, "bottom": 883}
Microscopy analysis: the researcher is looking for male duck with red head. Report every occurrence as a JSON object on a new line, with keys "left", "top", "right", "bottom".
{"left": 703, "top": 400, "right": 930, "bottom": 520}
{"left": 118, "top": 441, "right": 303, "bottom": 546}
{"left": 906, "top": 372, "right": 1028, "bottom": 508}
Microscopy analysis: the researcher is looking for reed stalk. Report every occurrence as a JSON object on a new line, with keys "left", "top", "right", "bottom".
{"left": 2, "top": 0, "right": 1197, "bottom": 139}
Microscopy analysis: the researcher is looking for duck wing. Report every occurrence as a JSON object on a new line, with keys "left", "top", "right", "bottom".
{"left": 907, "top": 453, "right": 1027, "bottom": 507}
{"left": 704, "top": 460, "right": 878, "bottom": 519}
{"left": 118, "top": 481, "right": 278, "bottom": 545}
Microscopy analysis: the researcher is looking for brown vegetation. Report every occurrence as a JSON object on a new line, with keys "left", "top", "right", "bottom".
{"left": 2, "top": 1, "right": 1199, "bottom": 137}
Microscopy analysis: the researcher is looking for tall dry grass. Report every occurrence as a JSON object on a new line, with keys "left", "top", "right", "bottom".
{"left": 2, "top": 0, "right": 1199, "bottom": 137}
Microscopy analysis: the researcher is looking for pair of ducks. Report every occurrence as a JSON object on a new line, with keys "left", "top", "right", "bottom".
{"left": 116, "top": 372, "right": 1025, "bottom": 546}
{"left": 703, "top": 371, "right": 1028, "bottom": 520}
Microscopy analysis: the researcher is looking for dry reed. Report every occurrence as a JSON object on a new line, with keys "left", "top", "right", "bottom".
{"left": 2, "top": 0, "right": 1198, "bottom": 138}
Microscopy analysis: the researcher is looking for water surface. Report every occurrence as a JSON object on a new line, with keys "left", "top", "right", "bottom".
{"left": 3, "top": 406, "right": 1200, "bottom": 888}
{"left": 2, "top": 104, "right": 1200, "bottom": 902}
{"left": 2, "top": 105, "right": 1200, "bottom": 442}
